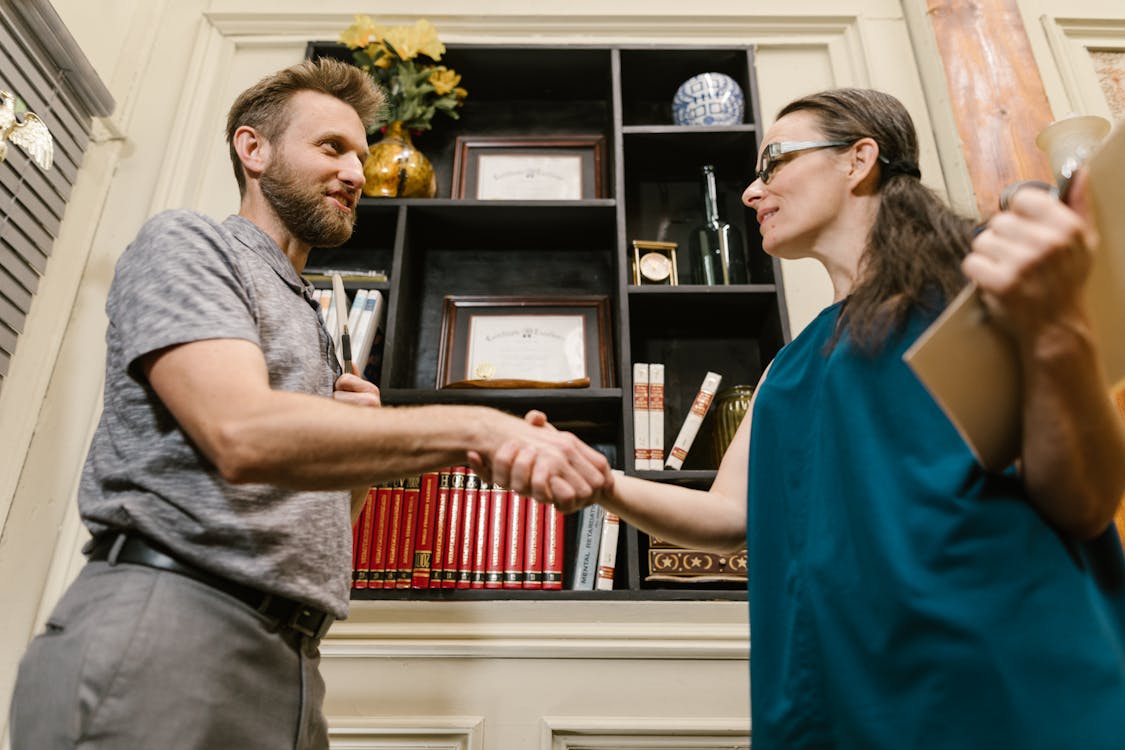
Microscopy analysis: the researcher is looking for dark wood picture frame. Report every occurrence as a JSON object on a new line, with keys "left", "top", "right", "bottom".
{"left": 451, "top": 135, "right": 607, "bottom": 200}
{"left": 437, "top": 295, "right": 615, "bottom": 388}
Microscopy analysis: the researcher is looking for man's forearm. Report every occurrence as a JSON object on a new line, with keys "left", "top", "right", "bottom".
{"left": 213, "top": 392, "right": 497, "bottom": 489}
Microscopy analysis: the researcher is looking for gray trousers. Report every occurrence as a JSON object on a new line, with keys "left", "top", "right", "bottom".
{"left": 10, "top": 559, "right": 328, "bottom": 749}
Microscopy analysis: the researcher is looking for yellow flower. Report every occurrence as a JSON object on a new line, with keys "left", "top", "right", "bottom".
{"left": 429, "top": 66, "right": 461, "bottom": 96}
{"left": 341, "top": 17, "right": 464, "bottom": 130}
{"left": 382, "top": 19, "right": 445, "bottom": 61}
{"left": 364, "top": 42, "right": 394, "bottom": 69}
{"left": 340, "top": 14, "right": 381, "bottom": 49}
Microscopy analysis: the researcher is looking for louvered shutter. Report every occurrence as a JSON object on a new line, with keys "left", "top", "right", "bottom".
{"left": 0, "top": 0, "right": 112, "bottom": 390}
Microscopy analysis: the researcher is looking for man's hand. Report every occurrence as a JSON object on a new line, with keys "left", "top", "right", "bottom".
{"left": 470, "top": 410, "right": 614, "bottom": 513}
{"left": 333, "top": 373, "right": 381, "bottom": 408}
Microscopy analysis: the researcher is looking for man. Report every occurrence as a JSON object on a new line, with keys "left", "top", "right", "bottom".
{"left": 9, "top": 58, "right": 610, "bottom": 749}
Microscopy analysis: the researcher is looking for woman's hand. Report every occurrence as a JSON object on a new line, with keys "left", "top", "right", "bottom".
{"left": 963, "top": 172, "right": 1098, "bottom": 348}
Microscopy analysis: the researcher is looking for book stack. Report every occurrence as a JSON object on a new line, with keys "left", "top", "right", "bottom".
{"left": 632, "top": 362, "right": 665, "bottom": 470}
{"left": 350, "top": 467, "right": 565, "bottom": 591}
{"left": 313, "top": 286, "right": 386, "bottom": 381}
{"left": 634, "top": 366, "right": 723, "bottom": 472}
{"left": 569, "top": 472, "right": 624, "bottom": 591}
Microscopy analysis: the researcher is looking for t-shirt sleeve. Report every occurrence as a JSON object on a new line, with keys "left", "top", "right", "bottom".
{"left": 108, "top": 210, "right": 260, "bottom": 376}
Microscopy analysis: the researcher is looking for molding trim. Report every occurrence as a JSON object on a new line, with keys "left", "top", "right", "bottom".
{"left": 540, "top": 716, "right": 750, "bottom": 750}
{"left": 202, "top": 12, "right": 864, "bottom": 42}
{"left": 900, "top": 0, "right": 979, "bottom": 216}
{"left": 322, "top": 620, "right": 750, "bottom": 660}
{"left": 327, "top": 716, "right": 484, "bottom": 750}
{"left": 158, "top": 10, "right": 873, "bottom": 214}
{"left": 3, "top": 0, "right": 114, "bottom": 116}
{"left": 1040, "top": 15, "right": 1125, "bottom": 116}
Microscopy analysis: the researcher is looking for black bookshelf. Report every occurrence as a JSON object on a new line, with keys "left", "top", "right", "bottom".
{"left": 307, "top": 41, "right": 788, "bottom": 601}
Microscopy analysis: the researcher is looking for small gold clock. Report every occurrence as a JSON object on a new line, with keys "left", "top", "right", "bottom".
{"left": 631, "top": 240, "right": 679, "bottom": 286}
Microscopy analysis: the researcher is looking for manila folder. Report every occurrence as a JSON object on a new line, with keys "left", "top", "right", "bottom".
{"left": 904, "top": 122, "right": 1125, "bottom": 472}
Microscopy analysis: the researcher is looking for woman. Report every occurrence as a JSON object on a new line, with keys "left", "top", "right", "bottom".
{"left": 496, "top": 88, "right": 1125, "bottom": 748}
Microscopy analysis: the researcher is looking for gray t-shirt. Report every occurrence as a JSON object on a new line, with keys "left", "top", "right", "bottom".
{"left": 79, "top": 209, "right": 353, "bottom": 618}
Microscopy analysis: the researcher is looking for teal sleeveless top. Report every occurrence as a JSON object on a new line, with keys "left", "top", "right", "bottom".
{"left": 747, "top": 300, "right": 1125, "bottom": 749}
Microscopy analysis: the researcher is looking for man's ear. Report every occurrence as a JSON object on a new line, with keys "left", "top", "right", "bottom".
{"left": 848, "top": 137, "right": 881, "bottom": 189}
{"left": 232, "top": 125, "right": 270, "bottom": 180}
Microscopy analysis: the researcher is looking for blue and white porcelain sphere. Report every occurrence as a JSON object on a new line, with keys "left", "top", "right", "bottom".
{"left": 672, "top": 72, "right": 745, "bottom": 127}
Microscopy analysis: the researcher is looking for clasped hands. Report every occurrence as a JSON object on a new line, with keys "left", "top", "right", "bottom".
{"left": 332, "top": 372, "right": 611, "bottom": 511}
{"left": 477, "top": 409, "right": 613, "bottom": 514}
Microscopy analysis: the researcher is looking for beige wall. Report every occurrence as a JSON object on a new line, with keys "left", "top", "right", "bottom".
{"left": 5, "top": 0, "right": 1119, "bottom": 746}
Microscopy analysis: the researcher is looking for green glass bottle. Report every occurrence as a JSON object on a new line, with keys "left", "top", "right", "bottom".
{"left": 691, "top": 164, "right": 749, "bottom": 285}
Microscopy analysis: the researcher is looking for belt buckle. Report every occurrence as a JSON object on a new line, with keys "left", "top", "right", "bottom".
{"left": 288, "top": 606, "right": 333, "bottom": 640}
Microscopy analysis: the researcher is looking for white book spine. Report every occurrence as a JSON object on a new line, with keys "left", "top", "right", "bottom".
{"left": 570, "top": 504, "right": 606, "bottom": 590}
{"left": 353, "top": 290, "right": 385, "bottom": 378}
{"left": 594, "top": 510, "right": 620, "bottom": 591}
{"left": 632, "top": 363, "right": 650, "bottom": 471}
{"left": 665, "top": 371, "right": 723, "bottom": 470}
{"left": 347, "top": 289, "right": 369, "bottom": 337}
{"left": 648, "top": 363, "right": 665, "bottom": 470}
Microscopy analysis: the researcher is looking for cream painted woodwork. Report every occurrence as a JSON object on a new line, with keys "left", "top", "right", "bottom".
{"left": 1018, "top": 0, "right": 1125, "bottom": 124}
{"left": 9, "top": 1, "right": 1105, "bottom": 747}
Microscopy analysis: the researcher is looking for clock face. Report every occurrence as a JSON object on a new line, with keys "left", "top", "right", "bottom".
{"left": 639, "top": 251, "right": 673, "bottom": 282}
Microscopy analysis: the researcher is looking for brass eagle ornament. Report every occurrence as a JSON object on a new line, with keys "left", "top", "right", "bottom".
{"left": 0, "top": 90, "right": 53, "bottom": 170}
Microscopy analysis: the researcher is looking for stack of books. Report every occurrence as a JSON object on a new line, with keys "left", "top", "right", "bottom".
{"left": 350, "top": 468, "right": 565, "bottom": 591}
{"left": 633, "top": 365, "right": 723, "bottom": 471}
{"left": 313, "top": 285, "right": 385, "bottom": 379}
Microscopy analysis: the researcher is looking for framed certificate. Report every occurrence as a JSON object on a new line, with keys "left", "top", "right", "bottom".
{"left": 436, "top": 295, "right": 614, "bottom": 388}
{"left": 451, "top": 135, "right": 606, "bottom": 200}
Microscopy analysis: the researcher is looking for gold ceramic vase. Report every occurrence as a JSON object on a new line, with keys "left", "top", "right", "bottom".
{"left": 362, "top": 121, "right": 438, "bottom": 198}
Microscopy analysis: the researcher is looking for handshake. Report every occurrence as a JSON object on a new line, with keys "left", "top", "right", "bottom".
{"left": 331, "top": 373, "right": 615, "bottom": 513}
{"left": 470, "top": 408, "right": 615, "bottom": 514}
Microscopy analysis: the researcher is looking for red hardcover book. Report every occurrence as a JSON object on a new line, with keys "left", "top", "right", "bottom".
{"left": 440, "top": 467, "right": 467, "bottom": 588}
{"left": 503, "top": 490, "right": 527, "bottom": 589}
{"left": 470, "top": 480, "right": 491, "bottom": 588}
{"left": 522, "top": 499, "right": 545, "bottom": 589}
{"left": 368, "top": 482, "right": 394, "bottom": 589}
{"left": 395, "top": 475, "right": 420, "bottom": 589}
{"left": 353, "top": 488, "right": 377, "bottom": 589}
{"left": 428, "top": 469, "right": 452, "bottom": 589}
{"left": 411, "top": 471, "right": 441, "bottom": 588}
{"left": 384, "top": 479, "right": 406, "bottom": 589}
{"left": 457, "top": 472, "right": 482, "bottom": 589}
{"left": 351, "top": 502, "right": 362, "bottom": 588}
{"left": 543, "top": 504, "right": 565, "bottom": 590}
{"left": 484, "top": 485, "right": 509, "bottom": 589}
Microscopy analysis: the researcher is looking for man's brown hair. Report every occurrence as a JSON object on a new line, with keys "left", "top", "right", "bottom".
{"left": 225, "top": 57, "right": 385, "bottom": 195}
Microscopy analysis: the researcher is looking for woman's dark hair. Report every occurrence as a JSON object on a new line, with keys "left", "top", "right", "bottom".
{"left": 777, "top": 88, "right": 973, "bottom": 352}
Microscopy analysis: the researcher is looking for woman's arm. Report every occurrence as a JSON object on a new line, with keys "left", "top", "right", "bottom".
{"left": 600, "top": 404, "right": 753, "bottom": 553}
{"left": 496, "top": 368, "right": 771, "bottom": 554}
{"left": 963, "top": 176, "right": 1125, "bottom": 538}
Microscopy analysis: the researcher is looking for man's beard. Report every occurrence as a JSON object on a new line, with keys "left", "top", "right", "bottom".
{"left": 260, "top": 158, "right": 356, "bottom": 249}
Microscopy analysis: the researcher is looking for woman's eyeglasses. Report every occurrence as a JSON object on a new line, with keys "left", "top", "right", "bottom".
{"left": 755, "top": 140, "right": 849, "bottom": 184}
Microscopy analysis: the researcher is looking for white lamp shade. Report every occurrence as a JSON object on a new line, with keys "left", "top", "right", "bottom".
{"left": 1035, "top": 114, "right": 1111, "bottom": 185}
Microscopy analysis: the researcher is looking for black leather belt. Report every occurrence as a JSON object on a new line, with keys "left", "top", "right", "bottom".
{"left": 88, "top": 533, "right": 334, "bottom": 640}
